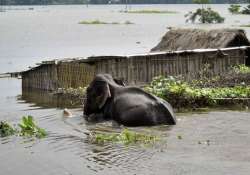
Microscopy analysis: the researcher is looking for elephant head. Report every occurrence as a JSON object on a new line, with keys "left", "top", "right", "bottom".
{"left": 83, "top": 74, "right": 124, "bottom": 116}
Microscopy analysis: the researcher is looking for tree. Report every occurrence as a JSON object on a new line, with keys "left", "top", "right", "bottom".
{"left": 186, "top": 0, "right": 225, "bottom": 23}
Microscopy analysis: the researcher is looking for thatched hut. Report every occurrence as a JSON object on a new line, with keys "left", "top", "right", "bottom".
{"left": 151, "top": 29, "right": 250, "bottom": 51}
{"left": 151, "top": 29, "right": 250, "bottom": 66}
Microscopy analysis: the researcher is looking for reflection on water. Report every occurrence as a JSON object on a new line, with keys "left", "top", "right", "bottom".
{"left": 19, "top": 89, "right": 82, "bottom": 109}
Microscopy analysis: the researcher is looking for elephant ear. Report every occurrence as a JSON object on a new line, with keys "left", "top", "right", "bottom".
{"left": 96, "top": 81, "right": 111, "bottom": 109}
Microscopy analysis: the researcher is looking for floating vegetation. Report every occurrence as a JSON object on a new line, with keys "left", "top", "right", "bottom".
{"left": 19, "top": 116, "right": 47, "bottom": 138}
{"left": 88, "top": 129, "right": 159, "bottom": 145}
{"left": 0, "top": 116, "right": 47, "bottom": 138}
{"left": 145, "top": 76, "right": 250, "bottom": 109}
{"left": 123, "top": 9, "right": 178, "bottom": 14}
{"left": 0, "top": 121, "right": 16, "bottom": 137}
{"left": 78, "top": 20, "right": 134, "bottom": 25}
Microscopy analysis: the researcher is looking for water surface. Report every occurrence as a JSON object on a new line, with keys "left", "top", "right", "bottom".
{"left": 0, "top": 4, "right": 250, "bottom": 175}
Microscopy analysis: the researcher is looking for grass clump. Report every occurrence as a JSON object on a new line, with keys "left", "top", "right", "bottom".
{"left": 125, "top": 9, "right": 177, "bottom": 14}
{"left": 239, "top": 24, "right": 250, "bottom": 27}
{"left": 0, "top": 121, "right": 16, "bottom": 137}
{"left": 89, "top": 129, "right": 159, "bottom": 145}
{"left": 19, "top": 116, "right": 47, "bottom": 138}
{"left": 78, "top": 20, "right": 109, "bottom": 25}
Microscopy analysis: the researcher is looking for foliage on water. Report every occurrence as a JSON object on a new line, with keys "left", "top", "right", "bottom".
{"left": 88, "top": 129, "right": 159, "bottom": 146}
{"left": 145, "top": 75, "right": 250, "bottom": 108}
{"left": 0, "top": 116, "right": 47, "bottom": 138}
{"left": 18, "top": 116, "right": 47, "bottom": 138}
{"left": 78, "top": 19, "right": 134, "bottom": 25}
{"left": 0, "top": 121, "right": 16, "bottom": 137}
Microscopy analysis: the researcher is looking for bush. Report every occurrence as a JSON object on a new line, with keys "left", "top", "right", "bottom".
{"left": 242, "top": 5, "right": 250, "bottom": 14}
{"left": 228, "top": 4, "right": 241, "bottom": 14}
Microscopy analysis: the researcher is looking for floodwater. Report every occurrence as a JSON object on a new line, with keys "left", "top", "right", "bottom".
{"left": 0, "top": 4, "right": 250, "bottom": 73}
{"left": 1, "top": 78, "right": 250, "bottom": 175}
{"left": 0, "top": 4, "right": 250, "bottom": 175}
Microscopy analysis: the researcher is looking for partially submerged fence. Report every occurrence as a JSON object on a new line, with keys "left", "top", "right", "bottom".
{"left": 22, "top": 46, "right": 250, "bottom": 91}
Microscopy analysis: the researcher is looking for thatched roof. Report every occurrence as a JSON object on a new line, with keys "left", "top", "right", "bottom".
{"left": 151, "top": 29, "right": 250, "bottom": 52}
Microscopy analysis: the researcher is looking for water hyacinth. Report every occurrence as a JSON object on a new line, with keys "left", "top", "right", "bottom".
{"left": 0, "top": 121, "right": 16, "bottom": 137}
{"left": 88, "top": 129, "right": 159, "bottom": 145}
{"left": 18, "top": 116, "right": 47, "bottom": 138}
{"left": 145, "top": 76, "right": 250, "bottom": 109}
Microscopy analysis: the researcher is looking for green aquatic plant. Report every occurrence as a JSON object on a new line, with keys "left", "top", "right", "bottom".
{"left": 89, "top": 129, "right": 159, "bottom": 145}
{"left": 0, "top": 121, "right": 16, "bottom": 137}
{"left": 18, "top": 116, "right": 47, "bottom": 138}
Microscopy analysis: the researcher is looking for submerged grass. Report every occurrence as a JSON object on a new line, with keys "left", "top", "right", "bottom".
{"left": 88, "top": 129, "right": 159, "bottom": 146}
{"left": 124, "top": 9, "right": 178, "bottom": 14}
{"left": 239, "top": 24, "right": 250, "bottom": 27}
{"left": 78, "top": 19, "right": 134, "bottom": 25}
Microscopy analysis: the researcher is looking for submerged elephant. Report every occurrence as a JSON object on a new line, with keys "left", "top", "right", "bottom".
{"left": 83, "top": 74, "right": 176, "bottom": 126}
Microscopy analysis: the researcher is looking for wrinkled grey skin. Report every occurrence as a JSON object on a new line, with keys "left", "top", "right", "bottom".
{"left": 83, "top": 74, "right": 176, "bottom": 126}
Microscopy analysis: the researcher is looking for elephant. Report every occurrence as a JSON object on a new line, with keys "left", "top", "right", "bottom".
{"left": 83, "top": 74, "right": 176, "bottom": 126}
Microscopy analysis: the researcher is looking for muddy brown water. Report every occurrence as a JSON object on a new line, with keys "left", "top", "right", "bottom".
{"left": 1, "top": 78, "right": 250, "bottom": 175}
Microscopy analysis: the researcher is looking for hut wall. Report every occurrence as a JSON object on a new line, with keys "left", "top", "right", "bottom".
{"left": 94, "top": 48, "right": 246, "bottom": 85}
{"left": 22, "top": 64, "right": 58, "bottom": 91}
{"left": 22, "top": 62, "right": 95, "bottom": 91}
{"left": 57, "top": 62, "right": 95, "bottom": 89}
{"left": 22, "top": 47, "right": 247, "bottom": 91}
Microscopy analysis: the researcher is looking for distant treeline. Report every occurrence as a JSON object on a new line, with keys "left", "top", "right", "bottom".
{"left": 0, "top": 0, "right": 249, "bottom": 5}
